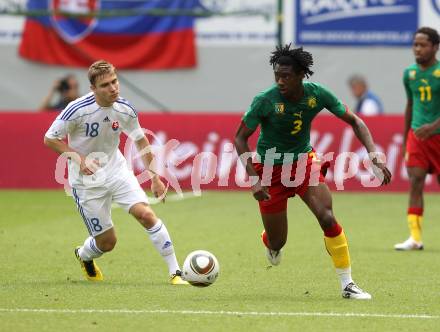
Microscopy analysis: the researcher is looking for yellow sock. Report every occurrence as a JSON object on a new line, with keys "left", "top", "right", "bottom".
{"left": 408, "top": 214, "right": 423, "bottom": 242}
{"left": 324, "top": 230, "right": 351, "bottom": 269}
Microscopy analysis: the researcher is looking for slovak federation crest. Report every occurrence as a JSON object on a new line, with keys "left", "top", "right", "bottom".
{"left": 112, "top": 121, "right": 119, "bottom": 131}
{"left": 50, "top": 0, "right": 100, "bottom": 44}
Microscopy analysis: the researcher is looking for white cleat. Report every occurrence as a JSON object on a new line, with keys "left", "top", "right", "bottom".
{"left": 266, "top": 248, "right": 282, "bottom": 266}
{"left": 394, "top": 237, "right": 424, "bottom": 251}
{"left": 342, "top": 282, "right": 372, "bottom": 300}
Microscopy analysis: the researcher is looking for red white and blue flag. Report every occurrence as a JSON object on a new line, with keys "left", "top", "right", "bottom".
{"left": 19, "top": 0, "right": 198, "bottom": 69}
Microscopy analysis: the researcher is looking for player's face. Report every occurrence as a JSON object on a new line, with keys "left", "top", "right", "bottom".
{"left": 413, "top": 33, "right": 439, "bottom": 65}
{"left": 92, "top": 72, "right": 119, "bottom": 107}
{"left": 274, "top": 64, "right": 303, "bottom": 98}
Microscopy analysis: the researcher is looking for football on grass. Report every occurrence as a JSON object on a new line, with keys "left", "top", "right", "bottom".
{"left": 182, "top": 250, "right": 219, "bottom": 287}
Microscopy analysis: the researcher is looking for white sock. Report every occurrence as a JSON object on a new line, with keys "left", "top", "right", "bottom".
{"left": 146, "top": 219, "right": 180, "bottom": 275}
{"left": 336, "top": 267, "right": 353, "bottom": 290}
{"left": 78, "top": 236, "right": 103, "bottom": 261}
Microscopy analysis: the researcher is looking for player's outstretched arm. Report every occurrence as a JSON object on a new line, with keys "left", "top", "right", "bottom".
{"left": 135, "top": 136, "right": 166, "bottom": 201}
{"left": 234, "top": 121, "right": 270, "bottom": 201}
{"left": 339, "top": 110, "right": 392, "bottom": 185}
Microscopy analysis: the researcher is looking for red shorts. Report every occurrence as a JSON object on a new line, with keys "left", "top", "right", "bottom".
{"left": 254, "top": 151, "right": 329, "bottom": 214}
{"left": 406, "top": 129, "right": 440, "bottom": 174}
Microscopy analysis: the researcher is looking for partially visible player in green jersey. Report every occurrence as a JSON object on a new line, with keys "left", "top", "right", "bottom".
{"left": 404, "top": 62, "right": 440, "bottom": 134}
{"left": 395, "top": 27, "right": 440, "bottom": 251}
{"left": 235, "top": 44, "right": 391, "bottom": 300}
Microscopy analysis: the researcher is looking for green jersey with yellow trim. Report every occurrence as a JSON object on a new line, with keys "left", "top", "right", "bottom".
{"left": 403, "top": 61, "right": 440, "bottom": 134}
{"left": 242, "top": 82, "right": 346, "bottom": 165}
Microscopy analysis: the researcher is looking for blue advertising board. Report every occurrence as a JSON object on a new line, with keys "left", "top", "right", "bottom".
{"left": 295, "top": 0, "right": 418, "bottom": 46}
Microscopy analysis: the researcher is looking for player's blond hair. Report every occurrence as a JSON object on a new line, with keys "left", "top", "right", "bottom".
{"left": 88, "top": 60, "right": 116, "bottom": 86}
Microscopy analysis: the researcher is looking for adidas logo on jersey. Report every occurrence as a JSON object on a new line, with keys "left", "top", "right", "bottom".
{"left": 103, "top": 116, "right": 110, "bottom": 122}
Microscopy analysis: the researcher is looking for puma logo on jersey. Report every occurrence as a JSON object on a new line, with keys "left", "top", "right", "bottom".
{"left": 294, "top": 111, "right": 303, "bottom": 118}
{"left": 420, "top": 79, "right": 429, "bottom": 85}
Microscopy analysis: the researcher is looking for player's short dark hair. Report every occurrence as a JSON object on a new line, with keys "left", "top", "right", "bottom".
{"left": 269, "top": 44, "right": 314, "bottom": 78}
{"left": 415, "top": 27, "right": 440, "bottom": 46}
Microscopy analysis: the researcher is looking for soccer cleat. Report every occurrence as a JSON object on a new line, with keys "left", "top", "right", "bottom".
{"left": 261, "top": 230, "right": 282, "bottom": 266}
{"left": 266, "top": 248, "right": 282, "bottom": 266}
{"left": 394, "top": 237, "right": 424, "bottom": 251}
{"left": 342, "top": 282, "right": 372, "bottom": 300}
{"left": 74, "top": 247, "right": 103, "bottom": 281}
{"left": 170, "top": 270, "right": 189, "bottom": 285}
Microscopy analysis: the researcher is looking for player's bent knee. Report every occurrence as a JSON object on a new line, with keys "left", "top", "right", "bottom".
{"left": 99, "top": 240, "right": 116, "bottom": 252}
{"left": 318, "top": 211, "right": 336, "bottom": 229}
{"left": 96, "top": 235, "right": 117, "bottom": 252}
{"left": 136, "top": 208, "right": 157, "bottom": 228}
{"left": 141, "top": 209, "right": 156, "bottom": 222}
{"left": 130, "top": 203, "right": 156, "bottom": 221}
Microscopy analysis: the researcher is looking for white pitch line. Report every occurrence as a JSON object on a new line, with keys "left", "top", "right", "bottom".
{"left": 0, "top": 309, "right": 438, "bottom": 320}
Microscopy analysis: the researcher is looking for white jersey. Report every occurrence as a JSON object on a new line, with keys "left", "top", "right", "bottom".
{"left": 45, "top": 92, "right": 145, "bottom": 188}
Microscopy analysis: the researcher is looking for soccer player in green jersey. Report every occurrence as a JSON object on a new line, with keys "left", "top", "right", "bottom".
{"left": 235, "top": 44, "right": 391, "bottom": 300}
{"left": 395, "top": 27, "right": 440, "bottom": 251}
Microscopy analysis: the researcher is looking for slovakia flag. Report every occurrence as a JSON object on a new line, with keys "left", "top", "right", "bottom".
{"left": 19, "top": 0, "right": 198, "bottom": 70}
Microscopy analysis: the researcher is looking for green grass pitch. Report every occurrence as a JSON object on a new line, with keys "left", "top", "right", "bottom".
{"left": 0, "top": 190, "right": 439, "bottom": 331}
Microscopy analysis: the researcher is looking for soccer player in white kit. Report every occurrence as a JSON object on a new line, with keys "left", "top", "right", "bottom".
{"left": 44, "top": 60, "right": 187, "bottom": 285}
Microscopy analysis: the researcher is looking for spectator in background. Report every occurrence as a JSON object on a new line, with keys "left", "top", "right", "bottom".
{"left": 39, "top": 74, "right": 80, "bottom": 112}
{"left": 348, "top": 75, "right": 384, "bottom": 116}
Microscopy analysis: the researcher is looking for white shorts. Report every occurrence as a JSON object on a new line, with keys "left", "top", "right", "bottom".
{"left": 71, "top": 172, "right": 149, "bottom": 237}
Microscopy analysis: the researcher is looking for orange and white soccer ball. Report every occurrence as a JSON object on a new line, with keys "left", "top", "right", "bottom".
{"left": 182, "top": 250, "right": 219, "bottom": 287}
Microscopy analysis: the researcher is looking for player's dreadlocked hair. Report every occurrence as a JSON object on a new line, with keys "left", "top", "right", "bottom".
{"left": 269, "top": 44, "right": 314, "bottom": 78}
{"left": 415, "top": 27, "right": 439, "bottom": 46}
